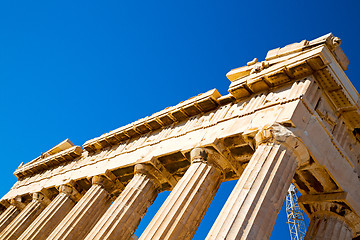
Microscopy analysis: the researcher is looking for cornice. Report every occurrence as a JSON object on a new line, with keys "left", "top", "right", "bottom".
{"left": 83, "top": 89, "right": 222, "bottom": 152}
{"left": 14, "top": 146, "right": 83, "bottom": 179}
{"left": 227, "top": 34, "right": 360, "bottom": 130}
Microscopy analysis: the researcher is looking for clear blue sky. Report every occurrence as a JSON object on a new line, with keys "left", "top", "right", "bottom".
{"left": 0, "top": 1, "right": 359, "bottom": 239}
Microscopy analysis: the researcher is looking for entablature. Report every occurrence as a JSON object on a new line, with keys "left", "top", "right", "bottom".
{"left": 14, "top": 145, "right": 83, "bottom": 180}
{"left": 5, "top": 80, "right": 308, "bottom": 200}
{"left": 82, "top": 89, "right": 223, "bottom": 153}
{"left": 227, "top": 33, "right": 360, "bottom": 132}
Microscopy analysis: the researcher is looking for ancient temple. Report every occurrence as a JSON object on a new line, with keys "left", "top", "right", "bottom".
{"left": 0, "top": 33, "right": 359, "bottom": 240}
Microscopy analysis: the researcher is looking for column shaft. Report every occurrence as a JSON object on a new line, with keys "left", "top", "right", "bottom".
{"left": 46, "top": 182, "right": 113, "bottom": 240}
{"left": 305, "top": 214, "right": 352, "bottom": 240}
{"left": 206, "top": 142, "right": 298, "bottom": 240}
{"left": 0, "top": 205, "right": 20, "bottom": 233}
{"left": 0, "top": 193, "right": 50, "bottom": 240}
{"left": 18, "top": 186, "right": 80, "bottom": 240}
{"left": 84, "top": 172, "right": 159, "bottom": 240}
{"left": 139, "top": 159, "right": 222, "bottom": 240}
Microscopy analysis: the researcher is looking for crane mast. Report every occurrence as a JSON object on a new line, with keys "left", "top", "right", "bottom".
{"left": 286, "top": 183, "right": 307, "bottom": 240}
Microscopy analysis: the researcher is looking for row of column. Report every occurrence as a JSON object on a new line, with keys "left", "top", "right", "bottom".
{"left": 0, "top": 125, "right": 355, "bottom": 239}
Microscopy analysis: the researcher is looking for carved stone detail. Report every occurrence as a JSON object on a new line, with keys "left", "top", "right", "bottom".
{"left": 305, "top": 213, "right": 352, "bottom": 240}
{"left": 250, "top": 60, "right": 270, "bottom": 74}
{"left": 58, "top": 182, "right": 82, "bottom": 202}
{"left": 300, "top": 200, "right": 358, "bottom": 239}
{"left": 9, "top": 197, "right": 26, "bottom": 211}
{"left": 254, "top": 123, "right": 310, "bottom": 166}
{"left": 32, "top": 192, "right": 51, "bottom": 206}
{"left": 134, "top": 163, "right": 162, "bottom": 188}
{"left": 84, "top": 164, "right": 161, "bottom": 240}
{"left": 0, "top": 197, "right": 26, "bottom": 233}
{"left": 18, "top": 182, "right": 83, "bottom": 240}
{"left": 139, "top": 148, "right": 224, "bottom": 240}
{"left": 0, "top": 192, "right": 51, "bottom": 240}
{"left": 46, "top": 177, "right": 115, "bottom": 240}
{"left": 190, "top": 147, "right": 226, "bottom": 174}
{"left": 92, "top": 173, "right": 124, "bottom": 197}
{"left": 0, "top": 206, "right": 21, "bottom": 234}
{"left": 304, "top": 202, "right": 354, "bottom": 240}
{"left": 206, "top": 124, "right": 309, "bottom": 240}
{"left": 326, "top": 36, "right": 341, "bottom": 51}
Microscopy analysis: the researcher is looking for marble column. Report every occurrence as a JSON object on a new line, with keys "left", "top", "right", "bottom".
{"left": 18, "top": 182, "right": 82, "bottom": 240}
{"left": 139, "top": 147, "right": 225, "bottom": 240}
{"left": 84, "top": 164, "right": 161, "bottom": 240}
{"left": 304, "top": 203, "right": 354, "bottom": 240}
{"left": 0, "top": 192, "right": 51, "bottom": 240}
{"left": 0, "top": 205, "right": 4, "bottom": 216}
{"left": 46, "top": 175, "right": 119, "bottom": 240}
{"left": 206, "top": 124, "right": 309, "bottom": 240}
{"left": 0, "top": 198, "right": 26, "bottom": 233}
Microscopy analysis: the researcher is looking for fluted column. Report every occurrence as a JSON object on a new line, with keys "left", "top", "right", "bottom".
{"left": 19, "top": 182, "right": 82, "bottom": 240}
{"left": 0, "top": 192, "right": 51, "bottom": 240}
{"left": 0, "top": 204, "right": 5, "bottom": 216}
{"left": 304, "top": 202, "right": 354, "bottom": 240}
{"left": 0, "top": 198, "right": 26, "bottom": 233}
{"left": 84, "top": 164, "right": 161, "bottom": 240}
{"left": 139, "top": 147, "right": 225, "bottom": 240}
{"left": 305, "top": 214, "right": 352, "bottom": 240}
{"left": 206, "top": 124, "right": 309, "bottom": 240}
{"left": 46, "top": 175, "right": 121, "bottom": 240}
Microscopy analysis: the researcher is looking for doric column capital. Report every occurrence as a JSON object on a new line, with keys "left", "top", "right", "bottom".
{"left": 310, "top": 201, "right": 349, "bottom": 219}
{"left": 10, "top": 196, "right": 26, "bottom": 210}
{"left": 85, "top": 165, "right": 161, "bottom": 240}
{"left": 0, "top": 200, "right": 10, "bottom": 209}
{"left": 308, "top": 202, "right": 357, "bottom": 236}
{"left": 190, "top": 147, "right": 226, "bottom": 173}
{"left": 254, "top": 124, "right": 310, "bottom": 167}
{"left": 32, "top": 192, "right": 51, "bottom": 205}
{"left": 140, "top": 147, "right": 224, "bottom": 240}
{"left": 299, "top": 192, "right": 360, "bottom": 238}
{"left": 48, "top": 179, "right": 114, "bottom": 240}
{"left": 92, "top": 175, "right": 113, "bottom": 190}
{"left": 92, "top": 173, "right": 124, "bottom": 196}
{"left": 58, "top": 181, "right": 83, "bottom": 202}
{"left": 134, "top": 164, "right": 162, "bottom": 188}
{"left": 303, "top": 201, "right": 356, "bottom": 239}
